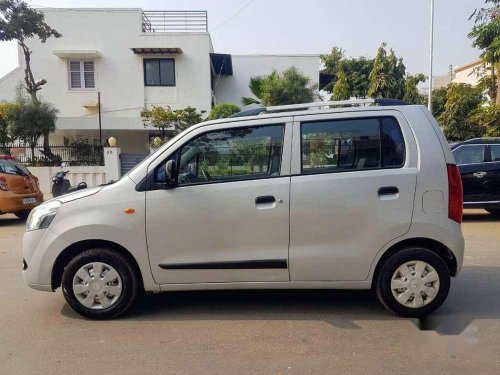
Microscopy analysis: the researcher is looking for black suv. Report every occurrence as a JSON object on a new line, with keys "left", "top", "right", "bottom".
{"left": 451, "top": 138, "right": 500, "bottom": 216}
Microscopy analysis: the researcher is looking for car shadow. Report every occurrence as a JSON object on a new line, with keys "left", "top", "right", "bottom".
{"left": 463, "top": 210, "right": 500, "bottom": 222}
{"left": 0, "top": 215, "right": 25, "bottom": 226}
{"left": 61, "top": 265, "right": 500, "bottom": 335}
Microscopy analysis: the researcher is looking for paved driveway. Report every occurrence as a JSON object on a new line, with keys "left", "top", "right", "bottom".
{"left": 0, "top": 210, "right": 499, "bottom": 374}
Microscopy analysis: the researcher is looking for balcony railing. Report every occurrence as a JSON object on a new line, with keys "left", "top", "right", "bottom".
{"left": 142, "top": 11, "right": 208, "bottom": 33}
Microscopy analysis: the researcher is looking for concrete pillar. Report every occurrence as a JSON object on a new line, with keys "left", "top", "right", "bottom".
{"left": 104, "top": 147, "right": 121, "bottom": 182}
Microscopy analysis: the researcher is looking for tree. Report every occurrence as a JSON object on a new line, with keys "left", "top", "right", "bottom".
{"left": 175, "top": 106, "right": 206, "bottom": 132}
{"left": 321, "top": 47, "right": 373, "bottom": 97}
{"left": 0, "top": 0, "right": 61, "bottom": 99}
{"left": 0, "top": 0, "right": 62, "bottom": 155}
{"left": 437, "top": 83, "right": 484, "bottom": 141}
{"left": 4, "top": 92, "right": 57, "bottom": 159}
{"left": 367, "top": 43, "right": 427, "bottom": 102}
{"left": 403, "top": 74, "right": 426, "bottom": 104}
{"left": 140, "top": 105, "right": 177, "bottom": 139}
{"left": 368, "top": 43, "right": 410, "bottom": 99}
{"left": 367, "top": 43, "right": 392, "bottom": 98}
{"left": 141, "top": 105, "right": 205, "bottom": 139}
{"left": 241, "top": 75, "right": 271, "bottom": 105}
{"left": 0, "top": 102, "right": 14, "bottom": 147}
{"left": 469, "top": 103, "right": 500, "bottom": 136}
{"left": 320, "top": 46, "right": 345, "bottom": 86}
{"left": 331, "top": 69, "right": 350, "bottom": 100}
{"left": 207, "top": 103, "right": 240, "bottom": 120}
{"left": 468, "top": 0, "right": 500, "bottom": 104}
{"left": 241, "top": 67, "right": 317, "bottom": 106}
{"left": 387, "top": 49, "right": 407, "bottom": 99}
{"left": 430, "top": 86, "right": 448, "bottom": 118}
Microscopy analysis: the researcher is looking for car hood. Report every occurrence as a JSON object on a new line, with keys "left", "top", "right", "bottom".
{"left": 57, "top": 186, "right": 103, "bottom": 203}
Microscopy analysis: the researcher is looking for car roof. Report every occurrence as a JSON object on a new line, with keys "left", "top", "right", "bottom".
{"left": 451, "top": 138, "right": 500, "bottom": 148}
{"left": 200, "top": 100, "right": 419, "bottom": 131}
{"left": 229, "top": 98, "right": 410, "bottom": 118}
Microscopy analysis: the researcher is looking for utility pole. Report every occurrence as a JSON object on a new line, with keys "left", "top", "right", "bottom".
{"left": 428, "top": 0, "right": 435, "bottom": 112}
{"left": 98, "top": 91, "right": 102, "bottom": 145}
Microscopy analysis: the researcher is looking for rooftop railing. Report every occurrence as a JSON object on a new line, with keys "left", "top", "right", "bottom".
{"left": 142, "top": 11, "right": 208, "bottom": 33}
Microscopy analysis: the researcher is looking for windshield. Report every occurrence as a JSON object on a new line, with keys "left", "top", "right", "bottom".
{"left": 0, "top": 158, "right": 30, "bottom": 176}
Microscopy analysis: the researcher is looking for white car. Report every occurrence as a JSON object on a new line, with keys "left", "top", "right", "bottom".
{"left": 22, "top": 99, "right": 464, "bottom": 319}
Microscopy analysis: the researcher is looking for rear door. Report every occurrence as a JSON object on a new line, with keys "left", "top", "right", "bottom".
{"left": 486, "top": 144, "right": 500, "bottom": 202}
{"left": 288, "top": 111, "right": 418, "bottom": 281}
{"left": 452, "top": 144, "right": 488, "bottom": 203}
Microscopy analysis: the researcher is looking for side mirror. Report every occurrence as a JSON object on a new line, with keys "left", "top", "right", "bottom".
{"left": 164, "top": 159, "right": 178, "bottom": 186}
{"left": 77, "top": 181, "right": 87, "bottom": 190}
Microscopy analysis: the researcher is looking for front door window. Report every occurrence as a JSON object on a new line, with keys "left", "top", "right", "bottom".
{"left": 176, "top": 125, "right": 285, "bottom": 185}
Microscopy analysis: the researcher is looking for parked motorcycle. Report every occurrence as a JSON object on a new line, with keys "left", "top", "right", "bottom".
{"left": 52, "top": 163, "right": 88, "bottom": 197}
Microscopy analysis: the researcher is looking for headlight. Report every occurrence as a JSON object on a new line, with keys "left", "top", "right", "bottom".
{"left": 26, "top": 200, "right": 62, "bottom": 231}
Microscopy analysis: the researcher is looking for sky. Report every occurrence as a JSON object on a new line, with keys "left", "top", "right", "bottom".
{"left": 0, "top": 0, "right": 486, "bottom": 82}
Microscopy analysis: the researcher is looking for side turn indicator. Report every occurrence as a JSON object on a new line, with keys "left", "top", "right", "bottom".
{"left": 124, "top": 208, "right": 135, "bottom": 215}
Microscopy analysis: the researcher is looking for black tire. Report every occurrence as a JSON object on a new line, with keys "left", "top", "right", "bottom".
{"left": 375, "top": 247, "right": 450, "bottom": 317}
{"left": 62, "top": 248, "right": 139, "bottom": 319}
{"left": 15, "top": 210, "right": 31, "bottom": 220}
{"left": 486, "top": 209, "right": 500, "bottom": 217}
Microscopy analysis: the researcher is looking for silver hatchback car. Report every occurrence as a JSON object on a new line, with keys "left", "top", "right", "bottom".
{"left": 22, "top": 99, "right": 464, "bottom": 319}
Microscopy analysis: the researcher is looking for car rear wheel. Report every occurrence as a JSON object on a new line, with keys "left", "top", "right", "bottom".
{"left": 62, "top": 248, "right": 139, "bottom": 319}
{"left": 375, "top": 247, "right": 450, "bottom": 317}
{"left": 15, "top": 210, "right": 31, "bottom": 220}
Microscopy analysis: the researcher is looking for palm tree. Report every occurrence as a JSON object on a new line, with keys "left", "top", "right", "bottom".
{"left": 241, "top": 76, "right": 267, "bottom": 105}
{"left": 241, "top": 68, "right": 316, "bottom": 106}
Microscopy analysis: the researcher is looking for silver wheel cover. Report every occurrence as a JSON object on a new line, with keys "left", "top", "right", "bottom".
{"left": 391, "top": 260, "right": 440, "bottom": 308}
{"left": 72, "top": 262, "right": 123, "bottom": 310}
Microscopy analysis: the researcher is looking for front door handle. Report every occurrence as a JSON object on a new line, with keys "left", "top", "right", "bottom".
{"left": 255, "top": 196, "right": 276, "bottom": 205}
{"left": 473, "top": 171, "right": 487, "bottom": 178}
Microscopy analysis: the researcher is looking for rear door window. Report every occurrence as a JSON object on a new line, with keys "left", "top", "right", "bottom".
{"left": 452, "top": 145, "right": 485, "bottom": 165}
{"left": 301, "top": 117, "right": 405, "bottom": 174}
{"left": 490, "top": 145, "right": 500, "bottom": 162}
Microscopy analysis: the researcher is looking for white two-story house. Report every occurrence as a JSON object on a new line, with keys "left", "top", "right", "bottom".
{"left": 0, "top": 8, "right": 319, "bottom": 160}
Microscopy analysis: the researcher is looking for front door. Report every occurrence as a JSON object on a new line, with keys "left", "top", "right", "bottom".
{"left": 288, "top": 112, "right": 418, "bottom": 281}
{"left": 145, "top": 121, "right": 291, "bottom": 284}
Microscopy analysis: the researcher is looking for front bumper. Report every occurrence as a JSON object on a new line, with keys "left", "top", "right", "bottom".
{"left": 22, "top": 228, "right": 71, "bottom": 292}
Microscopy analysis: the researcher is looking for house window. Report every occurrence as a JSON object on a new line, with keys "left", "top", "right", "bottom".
{"left": 69, "top": 60, "right": 95, "bottom": 90}
{"left": 144, "top": 59, "right": 175, "bottom": 86}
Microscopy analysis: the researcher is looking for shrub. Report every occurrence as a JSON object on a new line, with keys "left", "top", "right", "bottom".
{"left": 207, "top": 103, "right": 240, "bottom": 120}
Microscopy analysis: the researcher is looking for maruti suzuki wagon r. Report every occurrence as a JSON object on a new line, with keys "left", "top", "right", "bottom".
{"left": 22, "top": 99, "right": 465, "bottom": 319}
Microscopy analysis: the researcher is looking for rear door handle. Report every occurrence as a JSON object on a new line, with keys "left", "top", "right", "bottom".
{"left": 378, "top": 186, "right": 399, "bottom": 196}
{"left": 473, "top": 171, "right": 487, "bottom": 178}
{"left": 255, "top": 196, "right": 276, "bottom": 204}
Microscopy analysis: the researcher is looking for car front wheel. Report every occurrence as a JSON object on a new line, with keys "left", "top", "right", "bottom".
{"left": 62, "top": 248, "right": 139, "bottom": 319}
{"left": 375, "top": 247, "right": 450, "bottom": 317}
